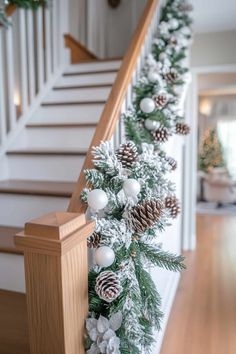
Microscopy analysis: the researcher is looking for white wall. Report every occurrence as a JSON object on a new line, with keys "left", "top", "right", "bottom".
{"left": 68, "top": 0, "right": 149, "bottom": 58}
{"left": 191, "top": 30, "right": 236, "bottom": 68}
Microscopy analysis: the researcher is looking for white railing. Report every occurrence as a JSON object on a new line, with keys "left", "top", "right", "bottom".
{"left": 0, "top": 0, "right": 69, "bottom": 150}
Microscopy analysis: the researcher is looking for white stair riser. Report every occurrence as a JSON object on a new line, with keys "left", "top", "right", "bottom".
{"left": 56, "top": 72, "right": 117, "bottom": 87}
{"left": 43, "top": 87, "right": 111, "bottom": 103}
{"left": 0, "top": 254, "right": 25, "bottom": 293}
{"left": 31, "top": 104, "right": 104, "bottom": 124}
{"left": 65, "top": 60, "right": 121, "bottom": 73}
{"left": 0, "top": 193, "right": 69, "bottom": 227}
{"left": 10, "top": 127, "right": 95, "bottom": 150}
{"left": 8, "top": 155, "right": 85, "bottom": 181}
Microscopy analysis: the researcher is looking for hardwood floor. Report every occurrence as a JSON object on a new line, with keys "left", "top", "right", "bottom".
{"left": 160, "top": 215, "right": 236, "bottom": 354}
{"left": 0, "top": 290, "right": 29, "bottom": 354}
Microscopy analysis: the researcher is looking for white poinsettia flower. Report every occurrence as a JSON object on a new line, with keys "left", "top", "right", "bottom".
{"left": 97, "top": 316, "right": 110, "bottom": 334}
{"left": 109, "top": 311, "right": 122, "bottom": 331}
{"left": 86, "top": 343, "right": 100, "bottom": 354}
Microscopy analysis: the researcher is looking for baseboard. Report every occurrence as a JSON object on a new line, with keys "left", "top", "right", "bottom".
{"left": 152, "top": 271, "right": 180, "bottom": 353}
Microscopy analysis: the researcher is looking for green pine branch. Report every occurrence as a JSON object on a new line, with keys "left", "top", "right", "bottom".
{"left": 139, "top": 242, "right": 186, "bottom": 272}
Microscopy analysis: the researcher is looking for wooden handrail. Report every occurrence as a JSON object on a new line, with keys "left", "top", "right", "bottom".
{"left": 68, "top": 0, "right": 159, "bottom": 213}
{"left": 64, "top": 34, "right": 97, "bottom": 63}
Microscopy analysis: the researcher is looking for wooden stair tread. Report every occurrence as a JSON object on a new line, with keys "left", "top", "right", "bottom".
{"left": 41, "top": 100, "right": 106, "bottom": 106}
{"left": 0, "top": 226, "right": 23, "bottom": 255}
{"left": 53, "top": 83, "right": 112, "bottom": 90}
{"left": 63, "top": 69, "right": 118, "bottom": 76}
{"left": 26, "top": 123, "right": 97, "bottom": 128}
{"left": 7, "top": 149, "right": 87, "bottom": 156}
{"left": 0, "top": 179, "right": 75, "bottom": 197}
{"left": 0, "top": 290, "right": 29, "bottom": 353}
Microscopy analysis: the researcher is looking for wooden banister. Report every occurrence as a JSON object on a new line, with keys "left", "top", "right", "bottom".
{"left": 64, "top": 34, "right": 97, "bottom": 63}
{"left": 14, "top": 212, "right": 95, "bottom": 354}
{"left": 68, "top": 0, "right": 159, "bottom": 213}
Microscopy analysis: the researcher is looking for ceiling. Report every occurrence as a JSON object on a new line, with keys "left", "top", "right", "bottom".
{"left": 191, "top": 0, "right": 236, "bottom": 33}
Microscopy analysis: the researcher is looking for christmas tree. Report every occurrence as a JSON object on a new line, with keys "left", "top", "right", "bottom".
{"left": 198, "top": 127, "right": 226, "bottom": 172}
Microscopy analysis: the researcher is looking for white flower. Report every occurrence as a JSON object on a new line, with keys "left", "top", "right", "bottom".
{"left": 86, "top": 313, "right": 122, "bottom": 354}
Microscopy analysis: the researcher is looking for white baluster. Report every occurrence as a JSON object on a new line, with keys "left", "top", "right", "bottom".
{"left": 19, "top": 9, "right": 28, "bottom": 113}
{"left": 26, "top": 10, "right": 36, "bottom": 104}
{"left": 45, "top": 6, "right": 52, "bottom": 80}
{"left": 5, "top": 26, "right": 17, "bottom": 130}
{"left": 36, "top": 8, "right": 44, "bottom": 92}
{"left": 0, "top": 31, "right": 7, "bottom": 145}
{"left": 52, "top": 0, "right": 59, "bottom": 71}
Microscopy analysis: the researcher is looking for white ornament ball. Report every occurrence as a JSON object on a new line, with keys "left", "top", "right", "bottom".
{"left": 181, "top": 26, "right": 191, "bottom": 36}
{"left": 159, "top": 52, "right": 168, "bottom": 62}
{"left": 148, "top": 71, "right": 161, "bottom": 83}
{"left": 140, "top": 97, "right": 155, "bottom": 114}
{"left": 169, "top": 18, "right": 179, "bottom": 30}
{"left": 95, "top": 246, "right": 115, "bottom": 268}
{"left": 144, "top": 119, "right": 160, "bottom": 131}
{"left": 123, "top": 179, "right": 141, "bottom": 198}
{"left": 87, "top": 189, "right": 108, "bottom": 211}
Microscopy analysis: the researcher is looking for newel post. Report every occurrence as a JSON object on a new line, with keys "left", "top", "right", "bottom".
{"left": 14, "top": 212, "right": 94, "bottom": 354}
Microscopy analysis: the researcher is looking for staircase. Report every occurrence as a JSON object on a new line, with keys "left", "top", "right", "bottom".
{"left": 0, "top": 58, "right": 121, "bottom": 272}
{"left": 0, "top": 58, "right": 121, "bottom": 353}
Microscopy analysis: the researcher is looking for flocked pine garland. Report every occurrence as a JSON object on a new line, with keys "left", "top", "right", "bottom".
{"left": 0, "top": 0, "right": 48, "bottom": 27}
{"left": 83, "top": 0, "right": 193, "bottom": 353}
{"left": 83, "top": 142, "right": 185, "bottom": 354}
{"left": 124, "top": 0, "right": 193, "bottom": 147}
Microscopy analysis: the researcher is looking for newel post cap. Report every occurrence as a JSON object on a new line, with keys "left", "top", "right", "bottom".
{"left": 14, "top": 211, "right": 95, "bottom": 256}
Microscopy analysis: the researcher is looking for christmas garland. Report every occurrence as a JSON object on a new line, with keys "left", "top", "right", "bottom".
{"left": 83, "top": 1, "right": 193, "bottom": 353}
{"left": 124, "top": 0, "right": 193, "bottom": 147}
{"left": 0, "top": 0, "right": 48, "bottom": 27}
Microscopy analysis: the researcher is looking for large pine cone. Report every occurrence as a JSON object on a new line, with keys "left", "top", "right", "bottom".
{"left": 176, "top": 123, "right": 190, "bottom": 135}
{"left": 116, "top": 141, "right": 138, "bottom": 168}
{"left": 166, "top": 156, "right": 177, "bottom": 171}
{"left": 164, "top": 70, "right": 178, "bottom": 83}
{"left": 128, "top": 199, "right": 164, "bottom": 234}
{"left": 165, "top": 196, "right": 181, "bottom": 219}
{"left": 95, "top": 271, "right": 122, "bottom": 303}
{"left": 152, "top": 127, "right": 170, "bottom": 143}
{"left": 87, "top": 232, "right": 101, "bottom": 249}
{"left": 154, "top": 94, "right": 168, "bottom": 108}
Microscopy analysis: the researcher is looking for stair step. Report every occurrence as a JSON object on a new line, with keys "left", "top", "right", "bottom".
{"left": 41, "top": 100, "right": 106, "bottom": 107}
{"left": 26, "top": 123, "right": 96, "bottom": 128}
{"left": 7, "top": 153, "right": 85, "bottom": 181}
{"left": 64, "top": 59, "right": 121, "bottom": 74}
{"left": 0, "top": 180, "right": 74, "bottom": 226}
{"left": 43, "top": 86, "right": 111, "bottom": 104}
{"left": 0, "top": 226, "right": 22, "bottom": 255}
{"left": 53, "top": 83, "right": 112, "bottom": 90}
{"left": 31, "top": 104, "right": 103, "bottom": 123}
{"left": 30, "top": 104, "right": 103, "bottom": 124}
{"left": 11, "top": 126, "right": 95, "bottom": 150}
{"left": 0, "top": 180, "right": 75, "bottom": 197}
{"left": 0, "top": 290, "right": 29, "bottom": 354}
{"left": 56, "top": 71, "right": 117, "bottom": 87}
{"left": 63, "top": 68, "right": 118, "bottom": 76}
{"left": 7, "top": 149, "right": 87, "bottom": 156}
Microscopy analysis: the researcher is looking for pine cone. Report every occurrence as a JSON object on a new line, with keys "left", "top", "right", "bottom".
{"left": 165, "top": 196, "right": 181, "bottom": 219}
{"left": 166, "top": 156, "right": 177, "bottom": 171}
{"left": 176, "top": 123, "right": 190, "bottom": 135}
{"left": 128, "top": 199, "right": 164, "bottom": 234}
{"left": 87, "top": 232, "right": 101, "bottom": 249}
{"left": 164, "top": 70, "right": 178, "bottom": 83}
{"left": 116, "top": 142, "right": 138, "bottom": 168}
{"left": 152, "top": 127, "right": 170, "bottom": 143}
{"left": 154, "top": 94, "right": 168, "bottom": 108}
{"left": 95, "top": 271, "right": 122, "bottom": 303}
